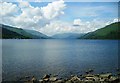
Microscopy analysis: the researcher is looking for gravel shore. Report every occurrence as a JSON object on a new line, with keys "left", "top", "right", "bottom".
{"left": 2, "top": 72, "right": 120, "bottom": 83}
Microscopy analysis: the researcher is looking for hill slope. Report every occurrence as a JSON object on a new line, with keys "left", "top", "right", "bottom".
{"left": 79, "top": 22, "right": 120, "bottom": 39}
{"left": 0, "top": 24, "right": 49, "bottom": 39}
{"left": 25, "top": 29, "right": 50, "bottom": 39}
{"left": 1, "top": 27, "right": 32, "bottom": 39}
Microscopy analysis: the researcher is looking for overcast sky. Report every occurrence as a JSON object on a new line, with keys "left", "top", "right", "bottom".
{"left": 0, "top": 0, "right": 118, "bottom": 36}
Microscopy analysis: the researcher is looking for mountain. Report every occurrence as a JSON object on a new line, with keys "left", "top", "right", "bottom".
{"left": 79, "top": 22, "right": 120, "bottom": 39}
{"left": 52, "top": 33, "right": 84, "bottom": 39}
{"left": 0, "top": 24, "right": 49, "bottom": 39}
{"left": 24, "top": 29, "right": 50, "bottom": 39}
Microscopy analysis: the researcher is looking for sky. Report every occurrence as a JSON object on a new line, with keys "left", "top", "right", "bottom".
{"left": 0, "top": 0, "right": 119, "bottom": 36}
{"left": 2, "top": 0, "right": 120, "bottom": 2}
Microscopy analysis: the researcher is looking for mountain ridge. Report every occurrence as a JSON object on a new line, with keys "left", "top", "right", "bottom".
{"left": 79, "top": 22, "right": 120, "bottom": 39}
{"left": 0, "top": 24, "right": 49, "bottom": 39}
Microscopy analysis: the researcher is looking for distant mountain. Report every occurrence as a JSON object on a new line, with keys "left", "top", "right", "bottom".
{"left": 0, "top": 24, "right": 49, "bottom": 39}
{"left": 79, "top": 22, "right": 120, "bottom": 39}
{"left": 52, "top": 33, "right": 84, "bottom": 39}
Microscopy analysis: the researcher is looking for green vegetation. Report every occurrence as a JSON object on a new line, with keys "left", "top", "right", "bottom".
{"left": 0, "top": 24, "right": 49, "bottom": 39}
{"left": 2, "top": 27, "right": 31, "bottom": 39}
{"left": 79, "top": 22, "right": 120, "bottom": 39}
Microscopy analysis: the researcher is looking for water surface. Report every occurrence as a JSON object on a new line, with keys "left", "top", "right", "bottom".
{"left": 2, "top": 39, "right": 119, "bottom": 81}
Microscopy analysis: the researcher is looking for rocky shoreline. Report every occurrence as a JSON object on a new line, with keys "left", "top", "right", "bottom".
{"left": 2, "top": 69, "right": 120, "bottom": 83}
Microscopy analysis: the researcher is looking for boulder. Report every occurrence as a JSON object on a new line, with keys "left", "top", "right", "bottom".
{"left": 49, "top": 77, "right": 58, "bottom": 82}
{"left": 43, "top": 74, "right": 50, "bottom": 79}
{"left": 99, "top": 73, "right": 112, "bottom": 79}
{"left": 109, "top": 76, "right": 119, "bottom": 82}
{"left": 39, "top": 79, "right": 43, "bottom": 83}
{"left": 31, "top": 76, "right": 38, "bottom": 83}
{"left": 71, "top": 76, "right": 80, "bottom": 81}
{"left": 43, "top": 78, "right": 49, "bottom": 82}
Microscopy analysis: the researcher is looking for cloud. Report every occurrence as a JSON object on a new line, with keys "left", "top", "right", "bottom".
{"left": 1, "top": 1, "right": 118, "bottom": 36}
{"left": 1, "top": 0, "right": 66, "bottom": 29}
{"left": 41, "top": 0, "right": 66, "bottom": 19}
{"left": 0, "top": 2, "right": 20, "bottom": 25}
{"left": 113, "top": 18, "right": 118, "bottom": 23}
{"left": 12, "top": 1, "right": 44, "bottom": 28}
{"left": 73, "top": 19, "right": 82, "bottom": 26}
{"left": 105, "top": 18, "right": 119, "bottom": 25}
{"left": 19, "top": 1, "right": 30, "bottom": 8}
{"left": 0, "top": 2, "right": 19, "bottom": 16}
{"left": 39, "top": 18, "right": 118, "bottom": 36}
{"left": 39, "top": 21, "right": 74, "bottom": 36}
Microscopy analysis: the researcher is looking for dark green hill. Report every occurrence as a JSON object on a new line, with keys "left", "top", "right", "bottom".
{"left": 0, "top": 24, "right": 49, "bottom": 39}
{"left": 1, "top": 27, "right": 31, "bottom": 39}
{"left": 79, "top": 22, "right": 120, "bottom": 39}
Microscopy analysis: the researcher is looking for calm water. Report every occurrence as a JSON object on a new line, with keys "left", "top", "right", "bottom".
{"left": 2, "top": 39, "right": 119, "bottom": 81}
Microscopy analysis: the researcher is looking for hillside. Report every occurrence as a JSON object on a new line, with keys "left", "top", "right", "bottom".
{"left": 79, "top": 22, "right": 120, "bottom": 39}
{"left": 0, "top": 24, "right": 49, "bottom": 39}
{"left": 1, "top": 27, "right": 32, "bottom": 39}
{"left": 25, "top": 29, "right": 50, "bottom": 39}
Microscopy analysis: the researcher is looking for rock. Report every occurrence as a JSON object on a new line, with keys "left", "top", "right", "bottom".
{"left": 14, "top": 72, "right": 120, "bottom": 83}
{"left": 31, "top": 76, "right": 37, "bottom": 81}
{"left": 53, "top": 74, "right": 58, "bottom": 77}
{"left": 117, "top": 72, "right": 120, "bottom": 76}
{"left": 100, "top": 78, "right": 106, "bottom": 82}
{"left": 39, "top": 79, "right": 43, "bottom": 82}
{"left": 99, "top": 73, "right": 112, "bottom": 79}
{"left": 65, "top": 80, "right": 72, "bottom": 83}
{"left": 42, "top": 74, "right": 50, "bottom": 82}
{"left": 93, "top": 76, "right": 100, "bottom": 81}
{"left": 43, "top": 78, "right": 49, "bottom": 81}
{"left": 86, "top": 76, "right": 94, "bottom": 80}
{"left": 31, "top": 76, "right": 38, "bottom": 83}
{"left": 84, "top": 79, "right": 94, "bottom": 82}
{"left": 85, "top": 74, "right": 94, "bottom": 77}
{"left": 43, "top": 74, "right": 50, "bottom": 79}
{"left": 70, "top": 76, "right": 81, "bottom": 82}
{"left": 85, "top": 69, "right": 94, "bottom": 74}
{"left": 55, "top": 80, "right": 63, "bottom": 83}
{"left": 94, "top": 74, "right": 100, "bottom": 77}
{"left": 109, "top": 76, "right": 119, "bottom": 82}
{"left": 50, "top": 77, "right": 58, "bottom": 82}
{"left": 85, "top": 71, "right": 89, "bottom": 74}
{"left": 82, "top": 74, "right": 100, "bottom": 82}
